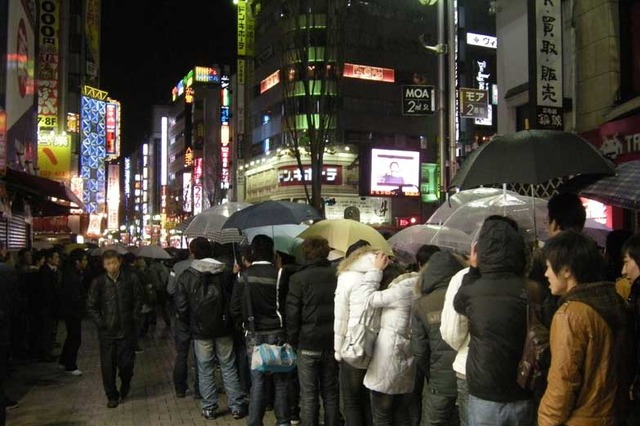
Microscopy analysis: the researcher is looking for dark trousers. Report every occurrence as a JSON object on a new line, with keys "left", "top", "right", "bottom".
{"left": 38, "top": 315, "right": 55, "bottom": 358}
{"left": 0, "top": 344, "right": 7, "bottom": 426}
{"left": 233, "top": 330, "right": 250, "bottom": 394}
{"left": 298, "top": 350, "right": 340, "bottom": 426}
{"left": 173, "top": 320, "right": 198, "bottom": 394}
{"left": 423, "top": 386, "right": 459, "bottom": 426}
{"left": 59, "top": 317, "right": 82, "bottom": 371}
{"left": 155, "top": 290, "right": 171, "bottom": 328}
{"left": 370, "top": 390, "right": 417, "bottom": 426}
{"left": 98, "top": 336, "right": 136, "bottom": 401}
{"left": 339, "top": 361, "right": 373, "bottom": 426}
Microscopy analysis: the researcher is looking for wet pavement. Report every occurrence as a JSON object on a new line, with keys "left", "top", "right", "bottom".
{"left": 5, "top": 321, "right": 273, "bottom": 426}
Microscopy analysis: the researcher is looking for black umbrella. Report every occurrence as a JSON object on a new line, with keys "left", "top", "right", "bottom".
{"left": 559, "top": 160, "right": 640, "bottom": 211}
{"left": 222, "top": 201, "right": 322, "bottom": 230}
{"left": 450, "top": 130, "right": 615, "bottom": 190}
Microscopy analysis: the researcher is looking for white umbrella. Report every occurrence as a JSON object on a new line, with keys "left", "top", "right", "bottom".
{"left": 388, "top": 224, "right": 472, "bottom": 263}
{"left": 90, "top": 244, "right": 129, "bottom": 256}
{"left": 136, "top": 246, "right": 172, "bottom": 259}
{"left": 184, "top": 202, "right": 252, "bottom": 237}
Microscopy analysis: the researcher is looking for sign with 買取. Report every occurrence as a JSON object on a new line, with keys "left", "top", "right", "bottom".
{"left": 402, "top": 85, "right": 435, "bottom": 116}
{"left": 459, "top": 88, "right": 489, "bottom": 119}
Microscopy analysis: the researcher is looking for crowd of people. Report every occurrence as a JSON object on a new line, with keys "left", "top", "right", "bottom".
{"left": 1, "top": 192, "right": 640, "bottom": 426}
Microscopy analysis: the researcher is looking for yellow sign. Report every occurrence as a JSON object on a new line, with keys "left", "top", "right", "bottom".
{"left": 184, "top": 147, "right": 194, "bottom": 167}
{"left": 37, "top": 132, "right": 71, "bottom": 181}
{"left": 237, "top": 2, "right": 247, "bottom": 56}
{"left": 82, "top": 85, "right": 108, "bottom": 100}
{"left": 237, "top": 59, "right": 245, "bottom": 84}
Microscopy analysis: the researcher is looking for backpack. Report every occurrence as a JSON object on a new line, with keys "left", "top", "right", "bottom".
{"left": 517, "top": 280, "right": 551, "bottom": 394}
{"left": 193, "top": 271, "right": 230, "bottom": 338}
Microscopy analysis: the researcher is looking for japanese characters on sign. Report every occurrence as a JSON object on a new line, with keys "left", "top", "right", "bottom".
{"left": 459, "top": 88, "right": 489, "bottom": 119}
{"left": 402, "top": 85, "right": 435, "bottom": 116}
{"left": 474, "top": 60, "right": 493, "bottom": 126}
{"left": 466, "top": 32, "right": 497, "bottom": 49}
{"left": 277, "top": 165, "right": 343, "bottom": 186}
{"left": 37, "top": 0, "right": 60, "bottom": 132}
{"left": 535, "top": 0, "right": 563, "bottom": 129}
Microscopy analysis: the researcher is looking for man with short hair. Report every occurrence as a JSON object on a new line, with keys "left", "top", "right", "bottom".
{"left": 175, "top": 238, "right": 245, "bottom": 420}
{"left": 37, "top": 249, "right": 61, "bottom": 362}
{"left": 622, "top": 234, "right": 640, "bottom": 424}
{"left": 231, "top": 235, "right": 290, "bottom": 426}
{"left": 539, "top": 231, "right": 629, "bottom": 425}
{"left": 546, "top": 192, "right": 587, "bottom": 236}
{"left": 86, "top": 250, "right": 143, "bottom": 408}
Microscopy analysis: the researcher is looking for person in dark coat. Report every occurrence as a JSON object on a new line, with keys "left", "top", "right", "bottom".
{"left": 412, "top": 251, "right": 464, "bottom": 425}
{"left": 622, "top": 234, "right": 640, "bottom": 425}
{"left": 36, "top": 249, "right": 62, "bottom": 362}
{"left": 286, "top": 237, "right": 339, "bottom": 426}
{"left": 58, "top": 249, "right": 88, "bottom": 375}
{"left": 0, "top": 244, "right": 18, "bottom": 426}
{"left": 86, "top": 250, "right": 143, "bottom": 408}
{"left": 454, "top": 216, "right": 535, "bottom": 425}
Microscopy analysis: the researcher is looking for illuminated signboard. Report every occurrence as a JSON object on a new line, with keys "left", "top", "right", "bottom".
{"left": 195, "top": 66, "right": 219, "bottom": 83}
{"left": 37, "top": 0, "right": 60, "bottom": 132}
{"left": 260, "top": 70, "right": 280, "bottom": 93}
{"left": 184, "top": 147, "right": 194, "bottom": 166}
{"left": 466, "top": 32, "right": 497, "bottom": 49}
{"left": 107, "top": 163, "right": 120, "bottom": 230}
{"left": 37, "top": 131, "right": 71, "bottom": 181}
{"left": 0, "top": 111, "right": 6, "bottom": 176}
{"left": 185, "top": 86, "right": 194, "bottom": 103}
{"left": 161, "top": 117, "right": 168, "bottom": 185}
{"left": 80, "top": 95, "right": 107, "bottom": 213}
{"left": 185, "top": 69, "right": 193, "bottom": 88}
{"left": 193, "top": 184, "right": 203, "bottom": 215}
{"left": 277, "top": 165, "right": 343, "bottom": 186}
{"left": 221, "top": 107, "right": 230, "bottom": 125}
{"left": 343, "top": 63, "right": 395, "bottom": 83}
{"left": 106, "top": 103, "right": 117, "bottom": 154}
{"left": 123, "top": 157, "right": 131, "bottom": 196}
{"left": 370, "top": 148, "right": 420, "bottom": 197}
{"left": 70, "top": 175, "right": 84, "bottom": 201}
{"left": 66, "top": 113, "right": 79, "bottom": 133}
{"left": 221, "top": 76, "right": 231, "bottom": 188}
{"left": 183, "top": 172, "right": 192, "bottom": 212}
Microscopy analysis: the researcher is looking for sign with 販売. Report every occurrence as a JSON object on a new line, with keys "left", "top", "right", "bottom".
{"left": 459, "top": 88, "right": 489, "bottom": 119}
{"left": 402, "top": 85, "right": 435, "bottom": 116}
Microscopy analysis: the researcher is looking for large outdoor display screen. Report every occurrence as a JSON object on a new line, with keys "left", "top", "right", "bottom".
{"left": 370, "top": 148, "right": 420, "bottom": 196}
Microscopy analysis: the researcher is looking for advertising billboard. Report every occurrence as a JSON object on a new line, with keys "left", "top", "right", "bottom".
{"left": 370, "top": 148, "right": 420, "bottom": 196}
{"left": 37, "top": 131, "right": 70, "bottom": 181}
{"left": 105, "top": 102, "right": 116, "bottom": 155}
{"left": 37, "top": 0, "right": 60, "bottom": 132}
{"left": 84, "top": 0, "right": 100, "bottom": 84}
{"left": 107, "top": 163, "right": 120, "bottom": 230}
{"left": 80, "top": 96, "right": 107, "bottom": 213}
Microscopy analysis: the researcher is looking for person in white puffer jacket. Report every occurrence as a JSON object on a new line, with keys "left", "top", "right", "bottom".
{"left": 334, "top": 246, "right": 388, "bottom": 426}
{"left": 363, "top": 271, "right": 420, "bottom": 426}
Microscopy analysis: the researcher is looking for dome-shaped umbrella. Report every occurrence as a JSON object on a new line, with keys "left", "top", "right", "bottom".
{"left": 184, "top": 202, "right": 252, "bottom": 237}
{"left": 388, "top": 224, "right": 472, "bottom": 264}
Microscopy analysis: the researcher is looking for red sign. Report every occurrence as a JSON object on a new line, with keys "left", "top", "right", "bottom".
{"left": 106, "top": 103, "right": 116, "bottom": 154}
{"left": 278, "top": 165, "right": 343, "bottom": 186}
{"left": 0, "top": 110, "right": 6, "bottom": 176}
{"left": 582, "top": 114, "right": 640, "bottom": 163}
{"left": 343, "top": 63, "right": 395, "bottom": 83}
{"left": 193, "top": 157, "right": 203, "bottom": 182}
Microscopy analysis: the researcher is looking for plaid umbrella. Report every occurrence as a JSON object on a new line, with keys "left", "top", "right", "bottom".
{"left": 560, "top": 160, "right": 640, "bottom": 211}
{"left": 204, "top": 228, "right": 247, "bottom": 245}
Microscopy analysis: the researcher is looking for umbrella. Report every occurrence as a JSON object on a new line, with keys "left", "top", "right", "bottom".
{"left": 64, "top": 243, "right": 87, "bottom": 254}
{"left": 388, "top": 224, "right": 472, "bottom": 263}
{"left": 450, "top": 130, "right": 615, "bottom": 190}
{"left": 583, "top": 218, "right": 612, "bottom": 248}
{"left": 91, "top": 244, "right": 129, "bottom": 256}
{"left": 298, "top": 219, "right": 393, "bottom": 255}
{"left": 244, "top": 224, "right": 309, "bottom": 255}
{"left": 205, "top": 228, "right": 247, "bottom": 245}
{"left": 427, "top": 188, "right": 520, "bottom": 225}
{"left": 559, "top": 160, "right": 640, "bottom": 211}
{"left": 136, "top": 246, "right": 172, "bottom": 259}
{"left": 184, "top": 202, "right": 252, "bottom": 237}
{"left": 223, "top": 201, "right": 322, "bottom": 230}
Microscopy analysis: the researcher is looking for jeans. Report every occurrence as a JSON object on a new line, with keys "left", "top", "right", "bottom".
{"left": 98, "top": 336, "right": 136, "bottom": 400}
{"left": 468, "top": 395, "right": 535, "bottom": 426}
{"left": 457, "top": 377, "right": 469, "bottom": 426}
{"left": 246, "top": 331, "right": 290, "bottom": 426}
{"left": 339, "top": 361, "right": 373, "bottom": 426}
{"left": 173, "top": 320, "right": 199, "bottom": 394}
{"left": 194, "top": 336, "right": 244, "bottom": 412}
{"left": 60, "top": 317, "right": 82, "bottom": 371}
{"left": 370, "top": 390, "right": 417, "bottom": 426}
{"left": 297, "top": 350, "right": 340, "bottom": 426}
{"left": 423, "top": 385, "right": 459, "bottom": 426}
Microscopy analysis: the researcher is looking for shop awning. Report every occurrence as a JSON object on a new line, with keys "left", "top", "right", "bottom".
{"left": 2, "top": 168, "right": 84, "bottom": 209}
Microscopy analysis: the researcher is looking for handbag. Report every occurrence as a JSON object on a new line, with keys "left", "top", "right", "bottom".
{"left": 517, "top": 280, "right": 550, "bottom": 393}
{"left": 339, "top": 300, "right": 380, "bottom": 370}
{"left": 243, "top": 269, "right": 297, "bottom": 373}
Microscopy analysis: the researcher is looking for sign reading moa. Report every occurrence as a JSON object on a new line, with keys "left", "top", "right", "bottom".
{"left": 402, "top": 85, "right": 435, "bottom": 116}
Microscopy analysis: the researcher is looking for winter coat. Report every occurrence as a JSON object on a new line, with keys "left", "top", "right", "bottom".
{"left": 440, "top": 267, "right": 470, "bottom": 376}
{"left": 412, "top": 252, "right": 464, "bottom": 396}
{"left": 86, "top": 268, "right": 143, "bottom": 339}
{"left": 286, "top": 259, "right": 337, "bottom": 351}
{"left": 363, "top": 272, "right": 419, "bottom": 394}
{"left": 38, "top": 264, "right": 62, "bottom": 318}
{"left": 59, "top": 266, "right": 85, "bottom": 319}
{"left": 168, "top": 258, "right": 193, "bottom": 296}
{"left": 453, "top": 219, "right": 531, "bottom": 402}
{"left": 175, "top": 258, "right": 233, "bottom": 339}
{"left": 334, "top": 248, "right": 384, "bottom": 361}
{"left": 230, "top": 262, "right": 284, "bottom": 333}
{"left": 629, "top": 277, "right": 640, "bottom": 398}
{"left": 539, "top": 282, "right": 630, "bottom": 426}
{"left": 0, "top": 262, "right": 17, "bottom": 346}
{"left": 148, "top": 261, "right": 169, "bottom": 292}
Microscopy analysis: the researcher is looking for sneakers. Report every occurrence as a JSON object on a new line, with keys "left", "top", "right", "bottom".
{"left": 291, "top": 417, "right": 301, "bottom": 425}
{"left": 231, "top": 410, "right": 246, "bottom": 420}
{"left": 107, "top": 399, "right": 119, "bottom": 408}
{"left": 120, "top": 382, "right": 131, "bottom": 400}
{"left": 65, "top": 369, "right": 82, "bottom": 376}
{"left": 202, "top": 408, "right": 219, "bottom": 420}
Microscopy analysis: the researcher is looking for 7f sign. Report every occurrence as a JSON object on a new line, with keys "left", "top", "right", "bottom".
{"left": 402, "top": 85, "right": 435, "bottom": 116}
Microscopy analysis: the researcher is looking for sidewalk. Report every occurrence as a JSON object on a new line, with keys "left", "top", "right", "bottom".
{"left": 5, "top": 321, "right": 276, "bottom": 426}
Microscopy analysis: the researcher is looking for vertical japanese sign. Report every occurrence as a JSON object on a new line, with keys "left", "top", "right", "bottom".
{"left": 237, "top": 2, "right": 247, "bottom": 56}
{"left": 0, "top": 110, "right": 6, "bottom": 176}
{"left": 193, "top": 158, "right": 203, "bottom": 215}
{"left": 221, "top": 76, "right": 231, "bottom": 191}
{"left": 107, "top": 164, "right": 120, "bottom": 230}
{"left": 531, "top": 0, "right": 563, "bottom": 129}
{"left": 37, "top": 0, "right": 60, "bottom": 132}
{"left": 85, "top": 0, "right": 101, "bottom": 84}
{"left": 105, "top": 103, "right": 116, "bottom": 155}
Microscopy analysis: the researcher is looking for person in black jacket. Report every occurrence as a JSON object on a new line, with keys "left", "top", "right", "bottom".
{"left": 453, "top": 216, "right": 535, "bottom": 425}
{"left": 86, "top": 250, "right": 143, "bottom": 408}
{"left": 58, "top": 248, "right": 88, "bottom": 376}
{"left": 175, "top": 238, "right": 245, "bottom": 421}
{"left": 623, "top": 234, "right": 640, "bottom": 425}
{"left": 230, "top": 235, "right": 290, "bottom": 426}
{"left": 36, "top": 249, "right": 62, "bottom": 362}
{"left": 286, "top": 237, "right": 339, "bottom": 426}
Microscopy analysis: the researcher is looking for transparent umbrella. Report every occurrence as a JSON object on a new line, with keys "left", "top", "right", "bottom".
{"left": 427, "top": 188, "right": 519, "bottom": 225}
{"left": 388, "top": 224, "right": 472, "bottom": 264}
{"left": 184, "top": 202, "right": 252, "bottom": 237}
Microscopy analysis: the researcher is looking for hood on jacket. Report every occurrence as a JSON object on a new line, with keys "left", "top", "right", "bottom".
{"left": 388, "top": 271, "right": 421, "bottom": 300}
{"left": 337, "top": 246, "right": 378, "bottom": 274}
{"left": 419, "top": 251, "right": 464, "bottom": 294}
{"left": 562, "top": 281, "right": 628, "bottom": 332}
{"left": 477, "top": 219, "right": 527, "bottom": 275}
{"left": 190, "top": 258, "right": 227, "bottom": 275}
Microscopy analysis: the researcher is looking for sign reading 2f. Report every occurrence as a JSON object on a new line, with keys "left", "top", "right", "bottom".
{"left": 402, "top": 85, "right": 435, "bottom": 116}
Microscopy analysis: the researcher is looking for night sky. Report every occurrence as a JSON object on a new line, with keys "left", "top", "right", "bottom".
{"left": 100, "top": 0, "right": 237, "bottom": 155}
